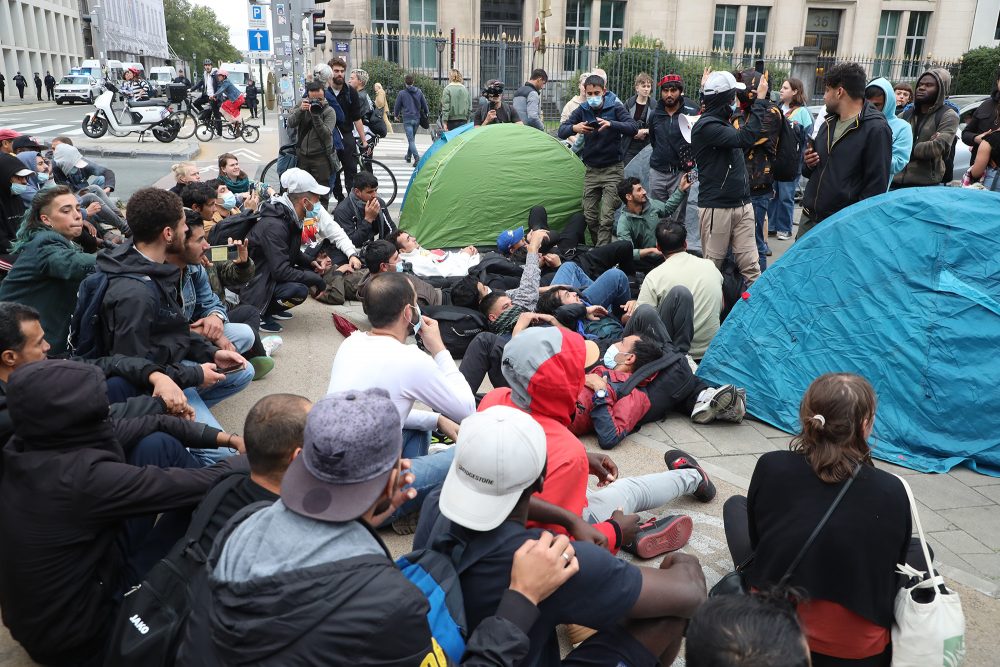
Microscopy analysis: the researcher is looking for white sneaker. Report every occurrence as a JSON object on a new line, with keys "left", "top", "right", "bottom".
{"left": 776, "top": 231, "right": 791, "bottom": 240}
{"left": 428, "top": 441, "right": 454, "bottom": 455}
{"left": 691, "top": 384, "right": 739, "bottom": 424}
{"left": 262, "top": 335, "right": 283, "bottom": 357}
{"left": 686, "top": 354, "right": 699, "bottom": 373}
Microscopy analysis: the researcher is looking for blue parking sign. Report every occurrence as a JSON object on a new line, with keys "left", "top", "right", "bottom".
{"left": 250, "top": 5, "right": 264, "bottom": 21}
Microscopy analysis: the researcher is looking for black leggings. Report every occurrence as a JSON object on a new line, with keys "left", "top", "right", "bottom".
{"left": 527, "top": 205, "right": 637, "bottom": 277}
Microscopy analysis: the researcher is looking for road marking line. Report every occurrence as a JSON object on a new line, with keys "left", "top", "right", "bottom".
{"left": 20, "top": 124, "right": 76, "bottom": 134}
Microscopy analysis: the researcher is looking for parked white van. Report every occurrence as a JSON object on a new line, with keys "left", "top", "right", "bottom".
{"left": 148, "top": 66, "right": 178, "bottom": 95}
{"left": 79, "top": 59, "right": 125, "bottom": 84}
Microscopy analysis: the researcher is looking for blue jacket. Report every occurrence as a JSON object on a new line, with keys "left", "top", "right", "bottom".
{"left": 868, "top": 77, "right": 913, "bottom": 183}
{"left": 558, "top": 91, "right": 638, "bottom": 168}
{"left": 213, "top": 77, "right": 241, "bottom": 103}
{"left": 180, "top": 264, "right": 228, "bottom": 324}
{"left": 393, "top": 85, "right": 428, "bottom": 122}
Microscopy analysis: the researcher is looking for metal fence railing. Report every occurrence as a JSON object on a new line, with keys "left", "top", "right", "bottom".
{"left": 351, "top": 31, "right": 959, "bottom": 122}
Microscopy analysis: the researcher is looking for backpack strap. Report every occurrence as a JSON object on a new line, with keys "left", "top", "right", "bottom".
{"left": 204, "top": 500, "right": 274, "bottom": 568}
{"left": 177, "top": 471, "right": 250, "bottom": 561}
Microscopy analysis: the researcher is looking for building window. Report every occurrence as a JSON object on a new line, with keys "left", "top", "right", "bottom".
{"left": 713, "top": 5, "right": 738, "bottom": 51}
{"left": 564, "top": 0, "right": 591, "bottom": 72}
{"left": 408, "top": 0, "right": 436, "bottom": 69}
{"left": 599, "top": 0, "right": 625, "bottom": 48}
{"left": 744, "top": 6, "right": 768, "bottom": 54}
{"left": 902, "top": 11, "right": 930, "bottom": 77}
{"left": 995, "top": 10, "right": 1000, "bottom": 40}
{"left": 371, "top": 0, "right": 400, "bottom": 63}
{"left": 873, "top": 10, "right": 900, "bottom": 78}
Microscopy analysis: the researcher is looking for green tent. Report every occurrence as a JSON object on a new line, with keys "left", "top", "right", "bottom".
{"left": 399, "top": 124, "right": 585, "bottom": 248}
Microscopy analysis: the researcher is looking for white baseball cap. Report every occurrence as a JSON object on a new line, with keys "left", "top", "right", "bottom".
{"left": 438, "top": 406, "right": 547, "bottom": 531}
{"left": 703, "top": 71, "right": 745, "bottom": 96}
{"left": 280, "top": 167, "right": 330, "bottom": 196}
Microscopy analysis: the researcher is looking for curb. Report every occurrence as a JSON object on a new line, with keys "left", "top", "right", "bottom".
{"left": 34, "top": 135, "right": 200, "bottom": 161}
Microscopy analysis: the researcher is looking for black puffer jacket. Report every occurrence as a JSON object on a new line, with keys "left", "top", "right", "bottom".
{"left": 97, "top": 241, "right": 218, "bottom": 366}
{"left": 801, "top": 102, "right": 892, "bottom": 223}
{"left": 691, "top": 96, "right": 767, "bottom": 208}
{"left": 179, "top": 511, "right": 539, "bottom": 666}
{"left": 242, "top": 197, "right": 326, "bottom": 310}
{"left": 648, "top": 96, "right": 698, "bottom": 171}
{"left": 0, "top": 154, "right": 28, "bottom": 256}
{"left": 960, "top": 71, "right": 1000, "bottom": 162}
{"left": 0, "top": 360, "right": 235, "bottom": 665}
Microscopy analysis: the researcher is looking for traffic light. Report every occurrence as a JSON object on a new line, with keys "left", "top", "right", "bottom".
{"left": 311, "top": 10, "right": 327, "bottom": 47}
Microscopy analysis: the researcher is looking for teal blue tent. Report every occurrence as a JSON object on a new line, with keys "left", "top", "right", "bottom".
{"left": 697, "top": 188, "right": 1000, "bottom": 476}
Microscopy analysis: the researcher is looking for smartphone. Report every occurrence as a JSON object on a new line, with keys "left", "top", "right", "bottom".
{"left": 587, "top": 120, "right": 601, "bottom": 129}
{"left": 214, "top": 363, "right": 245, "bottom": 375}
{"left": 686, "top": 171, "right": 696, "bottom": 183}
{"left": 207, "top": 244, "right": 236, "bottom": 263}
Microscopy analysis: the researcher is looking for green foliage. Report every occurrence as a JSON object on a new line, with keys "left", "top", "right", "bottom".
{"left": 164, "top": 0, "right": 241, "bottom": 68}
{"left": 954, "top": 46, "right": 1000, "bottom": 95}
{"left": 628, "top": 33, "right": 663, "bottom": 50}
{"left": 360, "top": 58, "right": 443, "bottom": 117}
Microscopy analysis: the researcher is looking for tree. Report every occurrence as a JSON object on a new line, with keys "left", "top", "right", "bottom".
{"left": 164, "top": 0, "right": 241, "bottom": 66}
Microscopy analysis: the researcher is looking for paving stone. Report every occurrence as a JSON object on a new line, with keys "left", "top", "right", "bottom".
{"left": 874, "top": 460, "right": 922, "bottom": 476}
{"left": 922, "top": 534, "right": 976, "bottom": 574}
{"left": 928, "top": 530, "right": 993, "bottom": 555}
{"left": 636, "top": 421, "right": 673, "bottom": 443}
{"left": 627, "top": 431, "right": 721, "bottom": 459}
{"left": 938, "top": 506, "right": 1000, "bottom": 550}
{"left": 903, "top": 473, "right": 993, "bottom": 511}
{"left": 747, "top": 419, "right": 791, "bottom": 439}
{"left": 947, "top": 465, "right": 1000, "bottom": 488}
{"left": 954, "top": 553, "right": 1000, "bottom": 581}
{"left": 657, "top": 416, "right": 708, "bottom": 444}
{"left": 913, "top": 503, "right": 953, "bottom": 533}
{"left": 974, "top": 484, "right": 1000, "bottom": 504}
{"left": 690, "top": 421, "right": 775, "bottom": 455}
{"left": 702, "top": 454, "right": 759, "bottom": 481}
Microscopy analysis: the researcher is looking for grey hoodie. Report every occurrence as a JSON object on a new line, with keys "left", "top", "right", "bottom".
{"left": 892, "top": 68, "right": 959, "bottom": 186}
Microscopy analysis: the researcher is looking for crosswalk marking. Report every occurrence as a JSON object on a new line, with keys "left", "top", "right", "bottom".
{"left": 21, "top": 124, "right": 76, "bottom": 134}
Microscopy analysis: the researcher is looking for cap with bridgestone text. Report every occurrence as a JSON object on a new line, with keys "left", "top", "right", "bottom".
{"left": 703, "top": 71, "right": 746, "bottom": 96}
{"left": 497, "top": 227, "right": 525, "bottom": 254}
{"left": 280, "top": 167, "right": 331, "bottom": 196}
{"left": 438, "top": 405, "right": 547, "bottom": 531}
{"left": 280, "top": 388, "right": 403, "bottom": 523}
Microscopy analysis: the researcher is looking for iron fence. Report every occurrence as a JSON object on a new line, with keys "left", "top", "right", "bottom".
{"left": 351, "top": 31, "right": 959, "bottom": 121}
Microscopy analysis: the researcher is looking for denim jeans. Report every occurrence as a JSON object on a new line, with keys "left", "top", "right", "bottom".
{"left": 402, "top": 428, "right": 432, "bottom": 459}
{"left": 181, "top": 360, "right": 253, "bottom": 465}
{"left": 750, "top": 192, "right": 771, "bottom": 272}
{"left": 584, "top": 468, "right": 701, "bottom": 521}
{"left": 551, "top": 263, "right": 631, "bottom": 311}
{"left": 385, "top": 447, "right": 456, "bottom": 523}
{"left": 767, "top": 180, "right": 796, "bottom": 235}
{"left": 403, "top": 119, "right": 420, "bottom": 161}
{"left": 223, "top": 322, "right": 255, "bottom": 355}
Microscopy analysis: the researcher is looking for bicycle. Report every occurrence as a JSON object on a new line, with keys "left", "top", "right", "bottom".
{"left": 161, "top": 89, "right": 202, "bottom": 140}
{"left": 258, "top": 135, "right": 398, "bottom": 206}
{"left": 194, "top": 114, "right": 260, "bottom": 143}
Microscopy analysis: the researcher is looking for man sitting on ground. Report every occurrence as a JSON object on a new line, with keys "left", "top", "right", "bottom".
{"left": 243, "top": 169, "right": 330, "bottom": 333}
{"left": 0, "top": 359, "right": 243, "bottom": 666}
{"left": 332, "top": 171, "right": 396, "bottom": 250}
{"left": 180, "top": 390, "right": 577, "bottom": 665}
{"left": 327, "top": 272, "right": 475, "bottom": 525}
{"left": 480, "top": 327, "right": 721, "bottom": 557}
{"left": 414, "top": 405, "right": 708, "bottom": 667}
{"left": 391, "top": 229, "right": 482, "bottom": 278}
{"left": 636, "top": 221, "right": 722, "bottom": 359}
{"left": 96, "top": 188, "right": 252, "bottom": 463}
{"left": 616, "top": 175, "right": 691, "bottom": 272}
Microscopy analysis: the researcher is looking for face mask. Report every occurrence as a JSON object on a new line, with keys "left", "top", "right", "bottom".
{"left": 309, "top": 200, "right": 323, "bottom": 218}
{"left": 36, "top": 172, "right": 49, "bottom": 183}
{"left": 409, "top": 303, "right": 423, "bottom": 334}
{"left": 587, "top": 95, "right": 603, "bottom": 108}
{"left": 221, "top": 193, "right": 237, "bottom": 209}
{"left": 730, "top": 101, "right": 739, "bottom": 113}
{"left": 10, "top": 183, "right": 27, "bottom": 196}
{"left": 603, "top": 344, "right": 621, "bottom": 370}
{"left": 394, "top": 261, "right": 404, "bottom": 273}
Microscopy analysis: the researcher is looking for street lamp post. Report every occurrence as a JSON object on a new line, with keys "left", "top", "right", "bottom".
{"left": 435, "top": 30, "right": 446, "bottom": 87}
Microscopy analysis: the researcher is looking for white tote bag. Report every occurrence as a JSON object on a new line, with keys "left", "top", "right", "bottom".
{"left": 891, "top": 475, "right": 966, "bottom": 667}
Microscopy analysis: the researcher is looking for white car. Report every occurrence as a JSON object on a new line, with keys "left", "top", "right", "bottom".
{"left": 54, "top": 75, "right": 102, "bottom": 105}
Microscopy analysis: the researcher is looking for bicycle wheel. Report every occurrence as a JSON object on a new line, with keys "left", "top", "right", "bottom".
{"left": 258, "top": 157, "right": 282, "bottom": 194}
{"left": 195, "top": 122, "right": 215, "bottom": 142}
{"left": 241, "top": 125, "right": 260, "bottom": 143}
{"left": 168, "top": 111, "right": 196, "bottom": 139}
{"left": 368, "top": 160, "right": 398, "bottom": 207}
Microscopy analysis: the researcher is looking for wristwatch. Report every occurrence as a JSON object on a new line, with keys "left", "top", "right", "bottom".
{"left": 595, "top": 389, "right": 607, "bottom": 400}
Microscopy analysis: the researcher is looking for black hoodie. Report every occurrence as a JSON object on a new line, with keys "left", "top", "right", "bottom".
{"left": 691, "top": 95, "right": 767, "bottom": 208}
{"left": 0, "top": 154, "right": 28, "bottom": 255}
{"left": 801, "top": 101, "right": 892, "bottom": 223}
{"left": 0, "top": 360, "right": 235, "bottom": 665}
{"left": 960, "top": 67, "right": 1000, "bottom": 162}
{"left": 96, "top": 240, "right": 218, "bottom": 366}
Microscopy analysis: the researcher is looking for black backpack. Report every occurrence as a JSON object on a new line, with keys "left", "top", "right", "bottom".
{"left": 68, "top": 271, "right": 159, "bottom": 358}
{"left": 719, "top": 255, "right": 744, "bottom": 323}
{"left": 771, "top": 108, "right": 802, "bottom": 182}
{"left": 365, "top": 105, "right": 388, "bottom": 138}
{"left": 105, "top": 472, "right": 260, "bottom": 667}
{"left": 206, "top": 210, "right": 261, "bottom": 246}
{"left": 421, "top": 305, "right": 488, "bottom": 359}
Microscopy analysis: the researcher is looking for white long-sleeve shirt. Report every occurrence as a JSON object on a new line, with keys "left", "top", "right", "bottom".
{"left": 327, "top": 331, "right": 476, "bottom": 431}
{"left": 399, "top": 247, "right": 480, "bottom": 278}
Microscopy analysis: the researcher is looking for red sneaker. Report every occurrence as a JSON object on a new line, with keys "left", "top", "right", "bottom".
{"left": 621, "top": 515, "right": 693, "bottom": 559}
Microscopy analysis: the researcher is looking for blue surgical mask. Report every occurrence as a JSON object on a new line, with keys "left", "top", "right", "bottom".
{"left": 221, "top": 192, "right": 237, "bottom": 209}
{"left": 587, "top": 95, "right": 603, "bottom": 108}
{"left": 603, "top": 344, "right": 621, "bottom": 369}
{"left": 395, "top": 261, "right": 404, "bottom": 272}
{"left": 409, "top": 303, "right": 423, "bottom": 334}
{"left": 10, "top": 183, "right": 27, "bottom": 196}
{"left": 309, "top": 200, "right": 323, "bottom": 218}
{"left": 36, "top": 172, "right": 49, "bottom": 183}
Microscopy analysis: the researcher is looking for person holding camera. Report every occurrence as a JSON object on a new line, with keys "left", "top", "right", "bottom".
{"left": 288, "top": 81, "right": 341, "bottom": 208}
{"left": 474, "top": 80, "right": 522, "bottom": 127}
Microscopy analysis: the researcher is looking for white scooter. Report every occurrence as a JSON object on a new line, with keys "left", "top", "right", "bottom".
{"left": 81, "top": 82, "right": 179, "bottom": 143}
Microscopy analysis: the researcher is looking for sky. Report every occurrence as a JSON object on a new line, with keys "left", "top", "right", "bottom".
{"left": 194, "top": 0, "right": 258, "bottom": 53}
